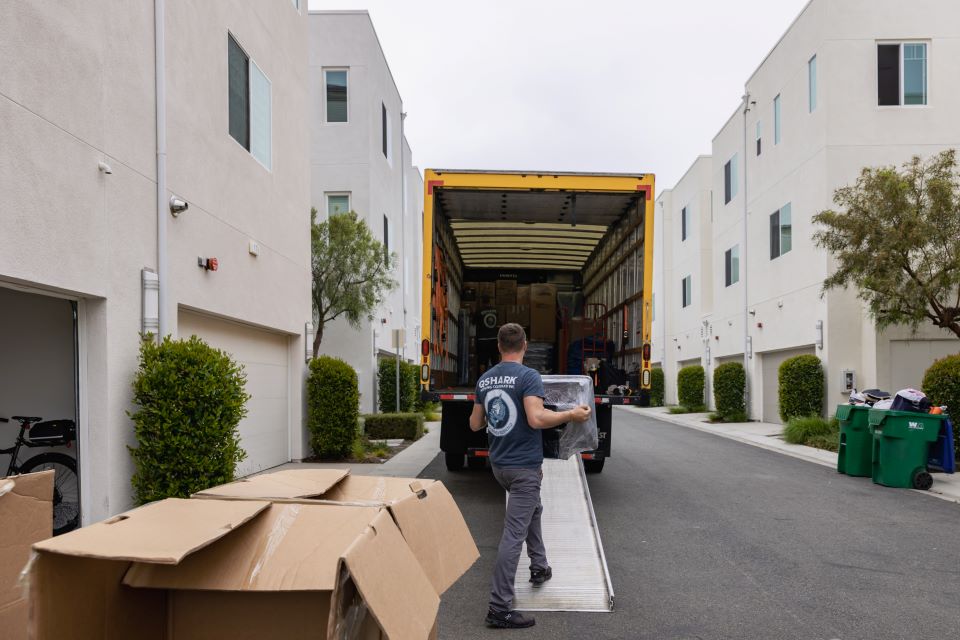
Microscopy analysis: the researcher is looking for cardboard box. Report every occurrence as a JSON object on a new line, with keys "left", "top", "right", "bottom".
{"left": 517, "top": 285, "right": 530, "bottom": 306}
{"left": 0, "top": 471, "right": 53, "bottom": 640}
{"left": 477, "top": 282, "right": 496, "bottom": 306}
{"left": 505, "top": 305, "right": 530, "bottom": 326}
{"left": 29, "top": 495, "right": 443, "bottom": 639}
{"left": 530, "top": 283, "right": 558, "bottom": 342}
{"left": 461, "top": 282, "right": 479, "bottom": 303}
{"left": 495, "top": 279, "right": 517, "bottom": 305}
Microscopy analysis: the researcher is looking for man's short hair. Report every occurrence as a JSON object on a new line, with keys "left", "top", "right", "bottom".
{"left": 498, "top": 323, "right": 527, "bottom": 353}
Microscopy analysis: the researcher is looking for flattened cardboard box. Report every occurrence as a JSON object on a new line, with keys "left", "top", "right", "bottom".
{"left": 28, "top": 497, "right": 439, "bottom": 639}
{"left": 0, "top": 471, "right": 53, "bottom": 640}
{"left": 194, "top": 469, "right": 480, "bottom": 596}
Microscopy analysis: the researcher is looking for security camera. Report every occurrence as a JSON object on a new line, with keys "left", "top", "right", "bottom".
{"left": 169, "top": 196, "right": 189, "bottom": 216}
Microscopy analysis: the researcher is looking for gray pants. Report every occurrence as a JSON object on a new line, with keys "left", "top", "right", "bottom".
{"left": 490, "top": 466, "right": 548, "bottom": 612}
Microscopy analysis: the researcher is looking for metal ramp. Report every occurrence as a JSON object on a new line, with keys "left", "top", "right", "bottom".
{"left": 512, "top": 456, "right": 614, "bottom": 612}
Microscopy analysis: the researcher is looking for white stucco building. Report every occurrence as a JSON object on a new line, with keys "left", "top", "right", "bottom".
{"left": 653, "top": 0, "right": 960, "bottom": 422}
{"left": 0, "top": 0, "right": 312, "bottom": 524}
{"left": 309, "top": 10, "right": 424, "bottom": 413}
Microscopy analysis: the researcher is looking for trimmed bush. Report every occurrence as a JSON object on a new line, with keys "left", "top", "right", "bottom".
{"left": 364, "top": 413, "right": 425, "bottom": 441}
{"left": 783, "top": 415, "right": 839, "bottom": 452}
{"left": 677, "top": 365, "right": 705, "bottom": 410}
{"left": 308, "top": 356, "right": 360, "bottom": 458}
{"left": 778, "top": 355, "right": 824, "bottom": 422}
{"left": 378, "top": 358, "right": 419, "bottom": 413}
{"left": 650, "top": 368, "right": 665, "bottom": 407}
{"left": 713, "top": 362, "right": 746, "bottom": 422}
{"left": 128, "top": 336, "right": 249, "bottom": 504}
{"left": 922, "top": 354, "right": 960, "bottom": 457}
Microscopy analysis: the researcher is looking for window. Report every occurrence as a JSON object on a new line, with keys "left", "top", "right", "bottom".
{"left": 769, "top": 203, "right": 793, "bottom": 259}
{"left": 808, "top": 55, "right": 817, "bottom": 112}
{"left": 383, "top": 214, "right": 390, "bottom": 261}
{"left": 878, "top": 43, "right": 927, "bottom": 106}
{"left": 756, "top": 121, "right": 762, "bottom": 156}
{"left": 381, "top": 103, "right": 390, "bottom": 159}
{"left": 228, "top": 34, "right": 271, "bottom": 169}
{"left": 724, "top": 154, "right": 738, "bottom": 204}
{"left": 681, "top": 276, "right": 692, "bottom": 308}
{"left": 326, "top": 193, "right": 350, "bottom": 219}
{"left": 324, "top": 70, "right": 348, "bottom": 123}
{"left": 725, "top": 245, "right": 740, "bottom": 287}
{"left": 773, "top": 94, "right": 781, "bottom": 144}
{"left": 681, "top": 206, "right": 689, "bottom": 241}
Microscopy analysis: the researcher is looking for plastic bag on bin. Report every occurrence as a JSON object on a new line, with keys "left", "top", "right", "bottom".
{"left": 541, "top": 375, "right": 598, "bottom": 460}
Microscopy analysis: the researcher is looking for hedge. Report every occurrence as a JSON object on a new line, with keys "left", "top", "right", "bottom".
{"left": 778, "top": 354, "right": 824, "bottom": 422}
{"left": 128, "top": 336, "right": 249, "bottom": 504}
{"left": 308, "top": 356, "right": 360, "bottom": 458}
{"left": 713, "top": 361, "right": 746, "bottom": 422}
{"left": 378, "top": 358, "right": 419, "bottom": 413}
{"left": 650, "top": 368, "right": 665, "bottom": 407}
{"left": 922, "top": 354, "right": 960, "bottom": 458}
{"left": 364, "top": 412, "right": 425, "bottom": 441}
{"left": 677, "top": 365, "right": 705, "bottom": 409}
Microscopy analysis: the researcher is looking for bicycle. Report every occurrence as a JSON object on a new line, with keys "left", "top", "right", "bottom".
{"left": 1, "top": 415, "right": 80, "bottom": 535}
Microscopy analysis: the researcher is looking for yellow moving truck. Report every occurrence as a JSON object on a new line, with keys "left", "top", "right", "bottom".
{"left": 420, "top": 170, "right": 655, "bottom": 473}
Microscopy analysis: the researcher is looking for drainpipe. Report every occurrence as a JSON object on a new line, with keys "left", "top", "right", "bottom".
{"left": 741, "top": 92, "right": 752, "bottom": 418}
{"left": 155, "top": 0, "right": 169, "bottom": 337}
{"left": 400, "top": 111, "right": 407, "bottom": 361}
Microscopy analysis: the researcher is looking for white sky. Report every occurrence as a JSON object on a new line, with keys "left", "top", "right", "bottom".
{"left": 307, "top": 0, "right": 810, "bottom": 189}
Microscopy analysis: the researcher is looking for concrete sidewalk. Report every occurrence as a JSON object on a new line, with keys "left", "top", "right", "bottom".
{"left": 267, "top": 420, "right": 441, "bottom": 478}
{"left": 622, "top": 405, "right": 960, "bottom": 505}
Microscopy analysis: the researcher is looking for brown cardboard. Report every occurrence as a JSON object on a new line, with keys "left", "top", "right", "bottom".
{"left": 505, "top": 305, "right": 530, "bottom": 326}
{"left": 0, "top": 471, "right": 52, "bottom": 640}
{"left": 530, "top": 283, "right": 558, "bottom": 342}
{"left": 29, "top": 497, "right": 439, "bottom": 640}
{"left": 461, "top": 282, "right": 478, "bottom": 302}
{"left": 193, "top": 468, "right": 349, "bottom": 501}
{"left": 477, "top": 282, "right": 496, "bottom": 305}
{"left": 495, "top": 279, "right": 517, "bottom": 304}
{"left": 517, "top": 285, "right": 530, "bottom": 306}
{"left": 194, "top": 470, "right": 480, "bottom": 596}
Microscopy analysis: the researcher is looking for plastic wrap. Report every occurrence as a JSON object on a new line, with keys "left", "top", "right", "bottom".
{"left": 541, "top": 375, "right": 598, "bottom": 460}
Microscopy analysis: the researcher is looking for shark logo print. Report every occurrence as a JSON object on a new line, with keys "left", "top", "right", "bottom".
{"left": 485, "top": 389, "right": 518, "bottom": 437}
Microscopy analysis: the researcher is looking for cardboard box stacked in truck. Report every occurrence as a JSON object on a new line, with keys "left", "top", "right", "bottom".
{"left": 495, "top": 279, "right": 517, "bottom": 305}
{"left": 27, "top": 469, "right": 478, "bottom": 639}
{"left": 477, "top": 282, "right": 496, "bottom": 307}
{"left": 530, "top": 283, "right": 558, "bottom": 342}
{"left": 0, "top": 471, "right": 53, "bottom": 640}
{"left": 517, "top": 285, "right": 530, "bottom": 306}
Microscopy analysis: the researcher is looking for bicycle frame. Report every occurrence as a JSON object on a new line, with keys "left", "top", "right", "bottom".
{"left": 1, "top": 419, "right": 52, "bottom": 477}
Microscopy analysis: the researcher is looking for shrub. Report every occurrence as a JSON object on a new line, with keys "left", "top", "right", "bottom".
{"left": 677, "top": 365, "right": 705, "bottom": 410}
{"left": 128, "top": 336, "right": 249, "bottom": 504}
{"left": 378, "top": 358, "right": 419, "bottom": 413}
{"left": 713, "top": 362, "right": 746, "bottom": 422}
{"left": 778, "top": 355, "right": 824, "bottom": 422}
{"left": 650, "top": 368, "right": 665, "bottom": 407}
{"left": 308, "top": 356, "right": 360, "bottom": 458}
{"left": 922, "top": 354, "right": 960, "bottom": 457}
{"left": 363, "top": 412, "right": 424, "bottom": 441}
{"left": 783, "top": 415, "right": 838, "bottom": 451}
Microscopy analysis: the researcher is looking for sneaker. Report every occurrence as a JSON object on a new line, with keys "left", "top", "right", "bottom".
{"left": 529, "top": 566, "right": 553, "bottom": 586}
{"left": 485, "top": 608, "right": 536, "bottom": 629}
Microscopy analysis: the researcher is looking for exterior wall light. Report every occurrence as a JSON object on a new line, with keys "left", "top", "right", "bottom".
{"left": 305, "top": 322, "right": 315, "bottom": 363}
{"left": 141, "top": 268, "right": 159, "bottom": 338}
{"left": 815, "top": 320, "right": 824, "bottom": 350}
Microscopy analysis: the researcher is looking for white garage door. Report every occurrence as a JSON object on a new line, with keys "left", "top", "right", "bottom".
{"left": 761, "top": 346, "right": 816, "bottom": 424}
{"left": 178, "top": 310, "right": 290, "bottom": 477}
{"left": 889, "top": 339, "right": 960, "bottom": 392}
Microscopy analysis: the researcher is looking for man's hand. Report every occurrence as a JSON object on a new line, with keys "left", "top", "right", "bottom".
{"left": 568, "top": 405, "right": 592, "bottom": 423}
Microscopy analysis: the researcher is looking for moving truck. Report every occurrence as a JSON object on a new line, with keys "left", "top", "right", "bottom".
{"left": 420, "top": 170, "right": 655, "bottom": 473}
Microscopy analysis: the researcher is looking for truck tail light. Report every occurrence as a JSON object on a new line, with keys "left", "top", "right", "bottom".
{"left": 421, "top": 339, "right": 430, "bottom": 357}
{"left": 642, "top": 369, "right": 651, "bottom": 387}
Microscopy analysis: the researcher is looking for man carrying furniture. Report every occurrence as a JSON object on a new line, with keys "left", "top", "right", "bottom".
{"left": 469, "top": 323, "right": 592, "bottom": 629}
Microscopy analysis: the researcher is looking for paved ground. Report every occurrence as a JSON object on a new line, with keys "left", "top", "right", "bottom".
{"left": 423, "top": 410, "right": 960, "bottom": 640}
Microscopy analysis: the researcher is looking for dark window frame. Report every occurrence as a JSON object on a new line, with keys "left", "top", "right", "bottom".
{"left": 877, "top": 43, "right": 900, "bottom": 106}
{"left": 681, "top": 206, "right": 688, "bottom": 241}
{"left": 383, "top": 214, "right": 390, "bottom": 261}
{"left": 381, "top": 103, "right": 388, "bottom": 158}
{"left": 228, "top": 34, "right": 250, "bottom": 150}
{"left": 724, "top": 161, "right": 732, "bottom": 204}
{"left": 324, "top": 69, "right": 349, "bottom": 123}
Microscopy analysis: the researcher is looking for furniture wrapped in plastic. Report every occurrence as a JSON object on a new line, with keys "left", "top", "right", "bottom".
{"left": 541, "top": 374, "right": 598, "bottom": 460}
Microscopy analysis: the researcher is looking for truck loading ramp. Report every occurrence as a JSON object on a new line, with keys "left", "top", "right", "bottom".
{"left": 512, "top": 455, "right": 614, "bottom": 612}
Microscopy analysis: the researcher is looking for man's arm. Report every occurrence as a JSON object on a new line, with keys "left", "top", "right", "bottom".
{"left": 469, "top": 403, "right": 486, "bottom": 431}
{"left": 523, "top": 396, "right": 591, "bottom": 430}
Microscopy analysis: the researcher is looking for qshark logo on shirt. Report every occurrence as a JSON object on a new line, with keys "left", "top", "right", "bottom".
{"left": 485, "top": 389, "right": 518, "bottom": 437}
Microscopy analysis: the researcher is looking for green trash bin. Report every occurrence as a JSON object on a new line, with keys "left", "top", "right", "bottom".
{"left": 836, "top": 404, "right": 872, "bottom": 477}
{"left": 868, "top": 409, "right": 945, "bottom": 489}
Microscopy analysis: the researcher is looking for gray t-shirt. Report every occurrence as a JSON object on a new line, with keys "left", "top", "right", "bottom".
{"left": 475, "top": 361, "right": 546, "bottom": 469}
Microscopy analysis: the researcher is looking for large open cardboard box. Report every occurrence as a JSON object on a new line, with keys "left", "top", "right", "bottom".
{"left": 193, "top": 469, "right": 480, "bottom": 596}
{"left": 0, "top": 471, "right": 53, "bottom": 640}
{"left": 27, "top": 497, "right": 443, "bottom": 639}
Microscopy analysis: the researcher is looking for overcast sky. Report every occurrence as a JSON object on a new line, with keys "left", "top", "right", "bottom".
{"left": 307, "top": 0, "right": 810, "bottom": 189}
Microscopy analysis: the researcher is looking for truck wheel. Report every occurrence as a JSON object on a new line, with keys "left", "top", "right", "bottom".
{"left": 445, "top": 452, "right": 465, "bottom": 471}
{"left": 467, "top": 455, "right": 487, "bottom": 470}
{"left": 583, "top": 458, "right": 605, "bottom": 473}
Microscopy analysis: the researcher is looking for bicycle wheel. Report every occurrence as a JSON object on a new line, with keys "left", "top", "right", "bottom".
{"left": 19, "top": 452, "right": 80, "bottom": 535}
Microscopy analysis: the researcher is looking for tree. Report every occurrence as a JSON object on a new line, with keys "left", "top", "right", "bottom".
{"left": 813, "top": 150, "right": 960, "bottom": 338}
{"left": 311, "top": 209, "right": 396, "bottom": 357}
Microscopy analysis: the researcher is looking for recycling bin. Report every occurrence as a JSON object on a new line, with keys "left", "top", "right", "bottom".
{"left": 868, "top": 409, "right": 946, "bottom": 490}
{"left": 836, "top": 404, "right": 872, "bottom": 477}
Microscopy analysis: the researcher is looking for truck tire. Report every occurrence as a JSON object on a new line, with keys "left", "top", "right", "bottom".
{"left": 467, "top": 455, "right": 487, "bottom": 470}
{"left": 445, "top": 452, "right": 465, "bottom": 471}
{"left": 583, "top": 458, "right": 605, "bottom": 473}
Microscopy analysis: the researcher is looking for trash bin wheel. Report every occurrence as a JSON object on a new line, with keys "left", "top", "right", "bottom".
{"left": 912, "top": 470, "right": 933, "bottom": 491}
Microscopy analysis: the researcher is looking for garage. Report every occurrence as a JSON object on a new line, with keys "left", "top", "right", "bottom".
{"left": 889, "top": 339, "right": 960, "bottom": 392}
{"left": 178, "top": 309, "right": 290, "bottom": 477}
{"left": 760, "top": 346, "right": 816, "bottom": 424}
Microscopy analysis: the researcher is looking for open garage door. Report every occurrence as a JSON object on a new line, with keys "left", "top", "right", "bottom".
{"left": 761, "top": 347, "right": 816, "bottom": 424}
{"left": 178, "top": 310, "right": 290, "bottom": 477}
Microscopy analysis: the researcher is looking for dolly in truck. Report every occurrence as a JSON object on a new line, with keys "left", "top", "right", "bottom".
{"left": 419, "top": 170, "right": 655, "bottom": 473}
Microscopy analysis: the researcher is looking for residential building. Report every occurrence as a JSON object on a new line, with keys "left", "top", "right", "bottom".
{"left": 309, "top": 10, "right": 424, "bottom": 413}
{"left": 0, "top": 0, "right": 312, "bottom": 524}
{"left": 653, "top": 0, "right": 960, "bottom": 422}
